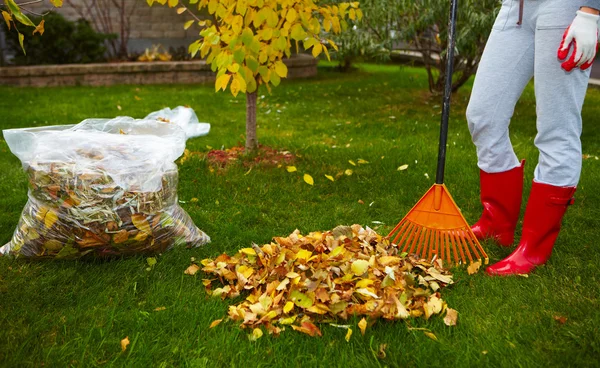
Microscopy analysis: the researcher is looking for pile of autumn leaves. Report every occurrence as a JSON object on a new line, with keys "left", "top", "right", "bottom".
{"left": 186, "top": 225, "right": 457, "bottom": 339}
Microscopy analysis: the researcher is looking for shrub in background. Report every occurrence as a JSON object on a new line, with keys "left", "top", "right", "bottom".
{"left": 4, "top": 12, "right": 114, "bottom": 65}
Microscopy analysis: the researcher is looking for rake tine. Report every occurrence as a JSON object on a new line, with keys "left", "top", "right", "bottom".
{"left": 390, "top": 219, "right": 410, "bottom": 244}
{"left": 444, "top": 231, "right": 451, "bottom": 265}
{"left": 394, "top": 221, "right": 414, "bottom": 249}
{"left": 463, "top": 229, "right": 482, "bottom": 263}
{"left": 408, "top": 225, "right": 424, "bottom": 254}
{"left": 448, "top": 231, "right": 461, "bottom": 265}
{"left": 419, "top": 228, "right": 431, "bottom": 259}
{"left": 457, "top": 228, "right": 474, "bottom": 264}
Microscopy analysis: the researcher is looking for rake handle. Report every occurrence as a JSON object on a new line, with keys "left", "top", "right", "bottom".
{"left": 436, "top": 0, "right": 459, "bottom": 185}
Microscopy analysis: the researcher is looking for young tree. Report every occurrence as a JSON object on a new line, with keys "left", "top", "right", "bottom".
{"left": 148, "top": 0, "right": 361, "bottom": 151}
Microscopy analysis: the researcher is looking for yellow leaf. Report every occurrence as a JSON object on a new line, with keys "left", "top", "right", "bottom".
{"left": 274, "top": 61, "right": 288, "bottom": 78}
{"left": 184, "top": 19, "right": 194, "bottom": 29}
{"left": 357, "top": 159, "right": 369, "bottom": 164}
{"left": 1, "top": 11, "right": 11, "bottom": 30}
{"left": 18, "top": 32, "right": 25, "bottom": 55}
{"left": 286, "top": 7, "right": 297, "bottom": 23}
{"left": 209, "top": 319, "right": 223, "bottom": 328}
{"left": 184, "top": 264, "right": 200, "bottom": 275}
{"left": 44, "top": 210, "right": 58, "bottom": 229}
{"left": 303, "top": 174, "right": 314, "bottom": 186}
{"left": 215, "top": 74, "right": 231, "bottom": 92}
{"left": 325, "top": 174, "right": 334, "bottom": 182}
{"left": 345, "top": 328, "right": 353, "bottom": 342}
{"left": 424, "top": 331, "right": 438, "bottom": 341}
{"left": 312, "top": 43, "right": 322, "bottom": 58}
{"left": 248, "top": 328, "right": 263, "bottom": 341}
{"left": 167, "top": 0, "right": 178, "bottom": 7}
{"left": 120, "top": 336, "right": 130, "bottom": 352}
{"left": 33, "top": 19, "right": 44, "bottom": 35}
{"left": 283, "top": 301, "right": 294, "bottom": 314}
{"left": 467, "top": 260, "right": 482, "bottom": 275}
{"left": 344, "top": 169, "right": 353, "bottom": 176}
{"left": 230, "top": 78, "right": 241, "bottom": 97}
{"left": 358, "top": 318, "right": 367, "bottom": 335}
{"left": 49, "top": 0, "right": 63, "bottom": 6}
{"left": 176, "top": 6, "right": 186, "bottom": 14}
{"left": 397, "top": 164, "right": 409, "bottom": 171}
{"left": 349, "top": 160, "right": 356, "bottom": 166}
{"left": 240, "top": 248, "right": 256, "bottom": 255}
{"left": 154, "top": 306, "right": 166, "bottom": 311}
{"left": 296, "top": 249, "right": 312, "bottom": 260}
{"left": 131, "top": 214, "right": 151, "bottom": 235}
{"left": 351, "top": 260, "right": 369, "bottom": 275}
{"left": 286, "top": 166, "right": 297, "bottom": 172}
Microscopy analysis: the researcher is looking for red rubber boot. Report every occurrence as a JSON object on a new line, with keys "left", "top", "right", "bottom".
{"left": 471, "top": 160, "right": 525, "bottom": 246}
{"left": 486, "top": 181, "right": 576, "bottom": 276}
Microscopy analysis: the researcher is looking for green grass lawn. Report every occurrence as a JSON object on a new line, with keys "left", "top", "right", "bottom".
{"left": 1, "top": 63, "right": 599, "bottom": 367}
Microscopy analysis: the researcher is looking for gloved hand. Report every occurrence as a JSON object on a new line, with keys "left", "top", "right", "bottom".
{"left": 557, "top": 10, "right": 599, "bottom": 72}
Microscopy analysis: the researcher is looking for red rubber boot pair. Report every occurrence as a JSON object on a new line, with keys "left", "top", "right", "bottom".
{"left": 472, "top": 161, "right": 576, "bottom": 276}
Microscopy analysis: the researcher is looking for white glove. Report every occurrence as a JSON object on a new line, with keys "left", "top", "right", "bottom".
{"left": 557, "top": 10, "right": 599, "bottom": 71}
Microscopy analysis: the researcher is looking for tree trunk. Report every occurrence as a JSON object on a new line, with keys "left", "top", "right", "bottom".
{"left": 245, "top": 91, "right": 258, "bottom": 151}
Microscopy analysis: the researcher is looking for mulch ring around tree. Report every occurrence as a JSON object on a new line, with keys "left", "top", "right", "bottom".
{"left": 198, "top": 145, "right": 296, "bottom": 169}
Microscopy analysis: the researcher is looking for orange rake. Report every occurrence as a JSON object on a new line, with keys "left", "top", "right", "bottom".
{"left": 387, "top": 0, "right": 487, "bottom": 267}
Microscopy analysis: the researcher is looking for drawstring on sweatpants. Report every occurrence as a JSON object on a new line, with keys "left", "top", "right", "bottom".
{"left": 517, "top": 0, "right": 524, "bottom": 25}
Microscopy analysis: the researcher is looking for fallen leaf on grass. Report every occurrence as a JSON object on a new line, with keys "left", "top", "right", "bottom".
{"left": 248, "top": 328, "right": 263, "bottom": 341}
{"left": 444, "top": 308, "right": 458, "bottom": 326}
{"left": 397, "top": 164, "right": 409, "bottom": 171}
{"left": 303, "top": 174, "right": 314, "bottom": 185}
{"left": 286, "top": 166, "right": 297, "bottom": 172}
{"left": 424, "top": 331, "right": 438, "bottom": 341}
{"left": 349, "top": 160, "right": 357, "bottom": 166}
{"left": 345, "top": 328, "right": 353, "bottom": 342}
{"left": 292, "top": 322, "right": 322, "bottom": 337}
{"left": 553, "top": 315, "right": 567, "bottom": 324}
{"left": 154, "top": 306, "right": 166, "bottom": 312}
{"left": 357, "top": 159, "right": 369, "bottom": 164}
{"left": 184, "top": 264, "right": 200, "bottom": 275}
{"left": 210, "top": 319, "right": 223, "bottom": 328}
{"left": 325, "top": 174, "right": 334, "bottom": 182}
{"left": 467, "top": 260, "right": 481, "bottom": 275}
{"left": 378, "top": 344, "right": 388, "bottom": 359}
{"left": 358, "top": 199, "right": 364, "bottom": 204}
{"left": 344, "top": 169, "right": 353, "bottom": 176}
{"left": 358, "top": 318, "right": 367, "bottom": 335}
{"left": 120, "top": 336, "right": 130, "bottom": 352}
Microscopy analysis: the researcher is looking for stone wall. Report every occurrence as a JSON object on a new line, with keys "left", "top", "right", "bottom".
{"left": 0, "top": 54, "right": 318, "bottom": 87}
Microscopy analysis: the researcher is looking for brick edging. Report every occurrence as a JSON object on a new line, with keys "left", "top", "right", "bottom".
{"left": 0, "top": 54, "right": 318, "bottom": 87}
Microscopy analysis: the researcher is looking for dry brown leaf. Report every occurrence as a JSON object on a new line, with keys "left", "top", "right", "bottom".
{"left": 444, "top": 308, "right": 458, "bottom": 326}
{"left": 553, "top": 315, "right": 567, "bottom": 324}
{"left": 184, "top": 264, "right": 200, "bottom": 275}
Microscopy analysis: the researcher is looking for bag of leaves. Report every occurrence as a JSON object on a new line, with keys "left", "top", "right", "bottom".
{"left": 0, "top": 117, "right": 210, "bottom": 259}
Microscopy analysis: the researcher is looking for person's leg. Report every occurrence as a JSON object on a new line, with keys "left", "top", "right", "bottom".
{"left": 467, "top": 0, "right": 534, "bottom": 244}
{"left": 487, "top": 2, "right": 589, "bottom": 275}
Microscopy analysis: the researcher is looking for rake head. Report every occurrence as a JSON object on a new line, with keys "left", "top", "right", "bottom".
{"left": 388, "top": 184, "right": 488, "bottom": 267}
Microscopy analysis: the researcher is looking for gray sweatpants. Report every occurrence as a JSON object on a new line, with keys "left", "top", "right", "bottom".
{"left": 467, "top": 0, "right": 591, "bottom": 187}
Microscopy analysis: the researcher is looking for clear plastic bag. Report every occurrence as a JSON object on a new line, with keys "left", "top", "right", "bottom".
{"left": 1, "top": 117, "right": 210, "bottom": 259}
{"left": 144, "top": 106, "right": 210, "bottom": 139}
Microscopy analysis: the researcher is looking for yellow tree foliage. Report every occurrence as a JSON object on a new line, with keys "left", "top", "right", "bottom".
{"left": 1, "top": 0, "right": 62, "bottom": 53}
{"left": 147, "top": 0, "right": 362, "bottom": 97}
